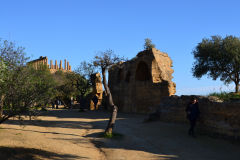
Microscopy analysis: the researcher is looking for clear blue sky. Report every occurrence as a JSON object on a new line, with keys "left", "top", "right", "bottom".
{"left": 0, "top": 0, "right": 239, "bottom": 95}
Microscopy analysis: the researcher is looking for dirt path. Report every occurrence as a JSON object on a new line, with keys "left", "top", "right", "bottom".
{"left": 0, "top": 109, "right": 240, "bottom": 160}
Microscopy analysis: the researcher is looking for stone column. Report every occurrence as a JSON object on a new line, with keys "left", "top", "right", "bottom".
{"left": 55, "top": 60, "right": 58, "bottom": 69}
{"left": 67, "top": 62, "right": 69, "bottom": 71}
{"left": 69, "top": 65, "right": 71, "bottom": 71}
{"left": 46, "top": 57, "right": 49, "bottom": 68}
{"left": 60, "top": 60, "right": 62, "bottom": 69}
{"left": 46, "top": 57, "right": 48, "bottom": 66}
{"left": 50, "top": 60, "right": 53, "bottom": 69}
{"left": 64, "top": 59, "right": 67, "bottom": 70}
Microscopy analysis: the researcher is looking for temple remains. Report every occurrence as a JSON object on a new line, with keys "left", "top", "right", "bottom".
{"left": 27, "top": 56, "right": 72, "bottom": 73}
{"left": 89, "top": 73, "right": 103, "bottom": 110}
{"left": 108, "top": 48, "right": 176, "bottom": 113}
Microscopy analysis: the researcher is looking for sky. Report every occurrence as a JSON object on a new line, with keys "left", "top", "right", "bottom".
{"left": 0, "top": 0, "right": 239, "bottom": 95}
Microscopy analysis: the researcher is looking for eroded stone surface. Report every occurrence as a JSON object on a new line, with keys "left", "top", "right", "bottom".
{"left": 90, "top": 73, "right": 103, "bottom": 110}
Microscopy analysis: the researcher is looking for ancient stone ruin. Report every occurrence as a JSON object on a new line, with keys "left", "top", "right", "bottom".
{"left": 27, "top": 56, "right": 72, "bottom": 73}
{"left": 154, "top": 95, "right": 240, "bottom": 139}
{"left": 89, "top": 73, "right": 103, "bottom": 110}
{"left": 108, "top": 48, "right": 176, "bottom": 113}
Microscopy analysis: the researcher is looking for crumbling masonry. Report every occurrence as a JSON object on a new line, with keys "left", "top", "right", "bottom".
{"left": 108, "top": 48, "right": 176, "bottom": 113}
{"left": 89, "top": 73, "right": 103, "bottom": 110}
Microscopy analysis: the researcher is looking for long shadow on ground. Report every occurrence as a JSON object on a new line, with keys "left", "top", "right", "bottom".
{"left": 40, "top": 109, "right": 111, "bottom": 119}
{"left": 4, "top": 119, "right": 107, "bottom": 130}
{"left": 0, "top": 146, "right": 86, "bottom": 160}
{"left": 3, "top": 109, "right": 240, "bottom": 160}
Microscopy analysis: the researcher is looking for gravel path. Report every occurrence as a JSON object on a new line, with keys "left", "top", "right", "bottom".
{"left": 0, "top": 109, "right": 240, "bottom": 160}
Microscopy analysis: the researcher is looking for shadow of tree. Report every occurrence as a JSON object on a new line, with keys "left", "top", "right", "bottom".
{"left": 3, "top": 127, "right": 81, "bottom": 137}
{"left": 2, "top": 110, "right": 239, "bottom": 160}
{"left": 40, "top": 109, "right": 111, "bottom": 119}
{"left": 89, "top": 138, "right": 178, "bottom": 160}
{"left": 4, "top": 119, "right": 106, "bottom": 130}
{"left": 0, "top": 146, "right": 87, "bottom": 160}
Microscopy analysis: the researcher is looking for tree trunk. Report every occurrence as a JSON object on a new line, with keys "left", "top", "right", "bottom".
{"left": 101, "top": 68, "right": 118, "bottom": 135}
{"left": 105, "top": 104, "right": 118, "bottom": 134}
{"left": 235, "top": 82, "right": 239, "bottom": 93}
{"left": 234, "top": 78, "right": 239, "bottom": 93}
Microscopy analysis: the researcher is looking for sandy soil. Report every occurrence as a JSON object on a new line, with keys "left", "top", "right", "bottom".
{"left": 0, "top": 109, "right": 240, "bottom": 160}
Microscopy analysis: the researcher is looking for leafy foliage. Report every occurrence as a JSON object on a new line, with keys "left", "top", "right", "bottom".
{"left": 0, "top": 58, "right": 6, "bottom": 83}
{"left": 192, "top": 35, "right": 240, "bottom": 93}
{"left": 0, "top": 39, "right": 28, "bottom": 69}
{"left": 2, "top": 66, "right": 55, "bottom": 120}
{"left": 75, "top": 61, "right": 96, "bottom": 80}
{"left": 0, "top": 40, "right": 56, "bottom": 124}
{"left": 53, "top": 71, "right": 92, "bottom": 107}
{"left": 93, "top": 49, "right": 125, "bottom": 70}
{"left": 144, "top": 38, "right": 155, "bottom": 50}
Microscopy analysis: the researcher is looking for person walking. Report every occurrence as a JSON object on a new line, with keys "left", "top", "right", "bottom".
{"left": 92, "top": 95, "right": 98, "bottom": 110}
{"left": 186, "top": 97, "right": 200, "bottom": 137}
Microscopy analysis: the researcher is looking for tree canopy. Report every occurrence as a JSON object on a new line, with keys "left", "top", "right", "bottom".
{"left": 0, "top": 58, "right": 6, "bottom": 83}
{"left": 192, "top": 35, "right": 240, "bottom": 93}
{"left": 53, "top": 71, "right": 92, "bottom": 107}
{"left": 0, "top": 40, "right": 56, "bottom": 123}
{"left": 144, "top": 38, "right": 155, "bottom": 50}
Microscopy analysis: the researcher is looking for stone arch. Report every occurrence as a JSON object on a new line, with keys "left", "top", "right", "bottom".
{"left": 135, "top": 61, "right": 151, "bottom": 81}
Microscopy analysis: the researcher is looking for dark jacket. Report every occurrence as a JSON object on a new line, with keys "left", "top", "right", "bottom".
{"left": 186, "top": 102, "right": 200, "bottom": 121}
{"left": 92, "top": 95, "right": 98, "bottom": 105}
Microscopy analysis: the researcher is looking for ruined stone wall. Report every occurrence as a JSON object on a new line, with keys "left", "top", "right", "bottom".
{"left": 27, "top": 56, "right": 72, "bottom": 73}
{"left": 156, "top": 96, "right": 240, "bottom": 139}
{"left": 108, "top": 48, "right": 176, "bottom": 113}
{"left": 89, "top": 73, "right": 103, "bottom": 110}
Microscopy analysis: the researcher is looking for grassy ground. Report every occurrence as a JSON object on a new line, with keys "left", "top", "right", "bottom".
{"left": 208, "top": 92, "right": 240, "bottom": 101}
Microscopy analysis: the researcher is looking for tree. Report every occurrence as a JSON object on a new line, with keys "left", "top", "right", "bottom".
{"left": 0, "top": 65, "right": 56, "bottom": 124}
{"left": 144, "top": 38, "right": 155, "bottom": 50}
{"left": 192, "top": 35, "right": 240, "bottom": 93}
{"left": 0, "top": 39, "right": 28, "bottom": 120}
{"left": 0, "top": 39, "right": 28, "bottom": 69}
{"left": 93, "top": 49, "right": 125, "bottom": 135}
{"left": 0, "top": 58, "right": 6, "bottom": 83}
{"left": 0, "top": 58, "right": 6, "bottom": 118}
{"left": 75, "top": 63, "right": 96, "bottom": 105}
{"left": 75, "top": 61, "right": 96, "bottom": 80}
{"left": 0, "top": 40, "right": 56, "bottom": 124}
{"left": 52, "top": 71, "right": 76, "bottom": 108}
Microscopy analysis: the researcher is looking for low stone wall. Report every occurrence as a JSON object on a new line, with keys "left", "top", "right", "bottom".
{"left": 156, "top": 95, "right": 240, "bottom": 139}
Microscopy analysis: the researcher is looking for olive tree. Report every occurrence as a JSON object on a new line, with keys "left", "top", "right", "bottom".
{"left": 0, "top": 39, "right": 56, "bottom": 124}
{"left": 93, "top": 49, "right": 125, "bottom": 135}
{"left": 192, "top": 35, "right": 240, "bottom": 93}
{"left": 75, "top": 63, "right": 96, "bottom": 106}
